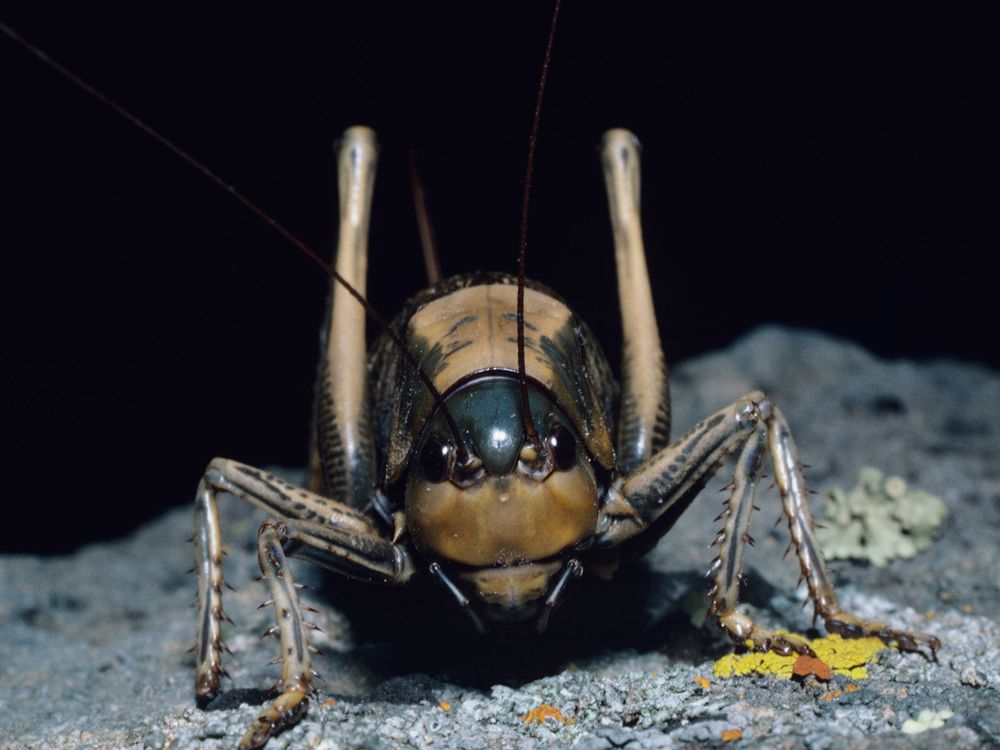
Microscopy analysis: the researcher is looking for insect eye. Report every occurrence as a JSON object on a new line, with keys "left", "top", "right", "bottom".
{"left": 420, "top": 435, "right": 453, "bottom": 483}
{"left": 546, "top": 425, "right": 577, "bottom": 470}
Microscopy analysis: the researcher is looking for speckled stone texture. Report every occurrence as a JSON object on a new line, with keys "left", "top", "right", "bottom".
{"left": 2, "top": 327, "right": 997, "bottom": 749}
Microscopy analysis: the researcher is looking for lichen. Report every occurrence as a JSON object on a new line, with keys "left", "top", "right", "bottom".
{"left": 522, "top": 704, "right": 571, "bottom": 725}
{"left": 816, "top": 466, "right": 947, "bottom": 567}
{"left": 713, "top": 634, "right": 884, "bottom": 680}
{"left": 901, "top": 709, "right": 953, "bottom": 734}
{"left": 792, "top": 654, "right": 832, "bottom": 681}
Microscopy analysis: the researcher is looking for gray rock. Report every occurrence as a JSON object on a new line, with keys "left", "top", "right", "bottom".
{"left": 2, "top": 327, "right": 997, "bottom": 749}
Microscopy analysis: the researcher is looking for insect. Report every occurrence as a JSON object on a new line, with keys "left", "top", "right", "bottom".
{"left": 189, "top": 121, "right": 940, "bottom": 748}
{"left": 4, "top": 12, "right": 945, "bottom": 750}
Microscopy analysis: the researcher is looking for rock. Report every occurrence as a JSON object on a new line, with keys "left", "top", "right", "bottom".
{"left": 2, "top": 327, "right": 998, "bottom": 749}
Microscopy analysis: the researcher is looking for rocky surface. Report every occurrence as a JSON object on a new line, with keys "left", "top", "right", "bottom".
{"left": 3, "top": 327, "right": 998, "bottom": 749}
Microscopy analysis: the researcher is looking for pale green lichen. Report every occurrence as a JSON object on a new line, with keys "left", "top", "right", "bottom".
{"left": 816, "top": 467, "right": 947, "bottom": 567}
{"left": 900, "top": 709, "right": 953, "bottom": 734}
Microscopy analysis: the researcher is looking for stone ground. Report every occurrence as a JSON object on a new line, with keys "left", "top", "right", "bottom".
{"left": 2, "top": 327, "right": 998, "bottom": 749}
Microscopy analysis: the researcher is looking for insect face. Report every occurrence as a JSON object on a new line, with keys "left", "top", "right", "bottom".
{"left": 405, "top": 377, "right": 598, "bottom": 610}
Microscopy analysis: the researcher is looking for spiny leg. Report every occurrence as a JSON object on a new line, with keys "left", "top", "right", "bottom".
{"left": 765, "top": 406, "right": 940, "bottom": 654}
{"left": 705, "top": 418, "right": 813, "bottom": 655}
{"left": 597, "top": 393, "right": 767, "bottom": 548}
{"left": 596, "top": 392, "right": 807, "bottom": 652}
{"left": 242, "top": 516, "right": 416, "bottom": 750}
{"left": 193, "top": 458, "right": 415, "bottom": 731}
{"left": 194, "top": 473, "right": 228, "bottom": 701}
{"left": 598, "top": 391, "right": 939, "bottom": 655}
{"left": 239, "top": 521, "right": 313, "bottom": 750}
{"left": 195, "top": 460, "right": 354, "bottom": 701}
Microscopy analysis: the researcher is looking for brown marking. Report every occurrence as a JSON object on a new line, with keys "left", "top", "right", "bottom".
{"left": 405, "top": 283, "right": 614, "bottom": 468}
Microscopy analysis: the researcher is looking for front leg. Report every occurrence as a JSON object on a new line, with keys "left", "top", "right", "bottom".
{"left": 240, "top": 520, "right": 312, "bottom": 750}
{"left": 598, "top": 392, "right": 939, "bottom": 656}
{"left": 194, "top": 457, "right": 415, "bottom": 749}
{"left": 765, "top": 407, "right": 939, "bottom": 654}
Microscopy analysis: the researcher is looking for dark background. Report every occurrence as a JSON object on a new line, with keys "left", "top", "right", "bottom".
{"left": 3, "top": 6, "right": 996, "bottom": 553}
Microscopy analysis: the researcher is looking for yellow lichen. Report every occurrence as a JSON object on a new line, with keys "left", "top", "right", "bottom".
{"left": 713, "top": 634, "right": 884, "bottom": 680}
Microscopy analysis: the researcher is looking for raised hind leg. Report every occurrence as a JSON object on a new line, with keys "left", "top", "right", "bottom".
{"left": 307, "top": 125, "right": 378, "bottom": 503}
{"left": 600, "top": 129, "right": 671, "bottom": 474}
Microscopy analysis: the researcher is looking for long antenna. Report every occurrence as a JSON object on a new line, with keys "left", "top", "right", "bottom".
{"left": 408, "top": 150, "right": 442, "bottom": 285}
{"left": 1, "top": 21, "right": 468, "bottom": 461}
{"left": 517, "top": 0, "right": 562, "bottom": 450}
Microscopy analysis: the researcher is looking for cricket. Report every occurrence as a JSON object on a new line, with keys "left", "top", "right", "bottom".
{"left": 3, "top": 8, "right": 941, "bottom": 749}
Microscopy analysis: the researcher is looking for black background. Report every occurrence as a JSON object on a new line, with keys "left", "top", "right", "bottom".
{"left": 3, "top": 6, "right": 996, "bottom": 553}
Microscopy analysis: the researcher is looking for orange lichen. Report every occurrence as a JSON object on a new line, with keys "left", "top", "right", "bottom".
{"left": 694, "top": 674, "right": 711, "bottom": 690}
{"left": 522, "top": 704, "right": 569, "bottom": 725}
{"left": 321, "top": 698, "right": 337, "bottom": 708}
{"left": 438, "top": 699, "right": 451, "bottom": 712}
{"left": 714, "top": 634, "right": 884, "bottom": 680}
{"left": 722, "top": 728, "right": 743, "bottom": 741}
{"left": 845, "top": 683, "right": 861, "bottom": 693}
{"left": 792, "top": 654, "right": 832, "bottom": 681}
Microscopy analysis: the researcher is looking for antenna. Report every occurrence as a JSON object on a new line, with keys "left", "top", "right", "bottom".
{"left": 408, "top": 150, "right": 442, "bottom": 285}
{"left": 517, "top": 0, "right": 562, "bottom": 451}
{"left": 1, "top": 20, "right": 469, "bottom": 462}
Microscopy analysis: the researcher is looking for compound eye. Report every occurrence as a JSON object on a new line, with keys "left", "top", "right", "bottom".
{"left": 546, "top": 425, "right": 577, "bottom": 471}
{"left": 419, "top": 435, "right": 453, "bottom": 483}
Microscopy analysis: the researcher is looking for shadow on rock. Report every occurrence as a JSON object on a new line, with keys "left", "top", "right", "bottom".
{"left": 315, "top": 561, "right": 749, "bottom": 695}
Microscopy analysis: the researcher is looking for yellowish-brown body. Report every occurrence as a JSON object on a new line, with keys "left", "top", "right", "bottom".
{"left": 405, "top": 464, "right": 598, "bottom": 567}
{"left": 381, "top": 280, "right": 611, "bottom": 613}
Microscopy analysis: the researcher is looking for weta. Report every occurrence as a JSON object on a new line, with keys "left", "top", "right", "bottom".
{"left": 2, "top": 17, "right": 940, "bottom": 750}
{"left": 194, "top": 127, "right": 939, "bottom": 748}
